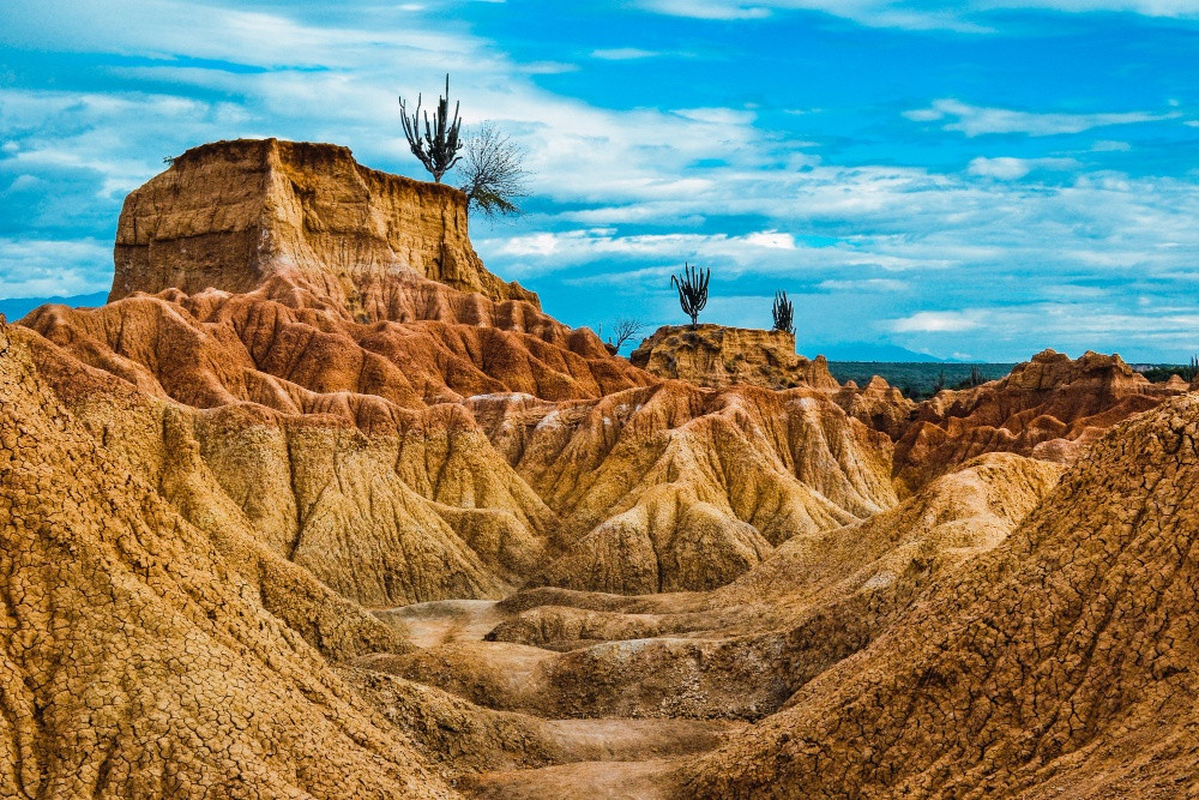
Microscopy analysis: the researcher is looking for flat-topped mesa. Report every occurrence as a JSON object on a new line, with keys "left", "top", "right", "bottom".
{"left": 111, "top": 138, "right": 538, "bottom": 313}
{"left": 629, "top": 324, "right": 839, "bottom": 390}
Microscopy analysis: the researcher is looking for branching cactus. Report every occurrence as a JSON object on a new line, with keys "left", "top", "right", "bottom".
{"left": 399, "top": 74, "right": 463, "bottom": 183}
{"left": 772, "top": 290, "right": 795, "bottom": 335}
{"left": 671, "top": 262, "right": 710, "bottom": 329}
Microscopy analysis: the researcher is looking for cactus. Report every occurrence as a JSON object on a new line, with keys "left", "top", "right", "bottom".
{"left": 398, "top": 74, "right": 463, "bottom": 183}
{"left": 671, "top": 263, "right": 710, "bottom": 329}
{"left": 772, "top": 290, "right": 794, "bottom": 335}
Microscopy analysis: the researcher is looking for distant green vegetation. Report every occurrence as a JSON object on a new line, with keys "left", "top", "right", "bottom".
{"left": 827, "top": 362, "right": 1017, "bottom": 401}
{"left": 1137, "top": 356, "right": 1199, "bottom": 384}
{"left": 1139, "top": 365, "right": 1199, "bottom": 383}
{"left": 829, "top": 360, "right": 1199, "bottom": 400}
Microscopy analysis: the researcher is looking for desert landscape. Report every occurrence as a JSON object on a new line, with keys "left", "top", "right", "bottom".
{"left": 2, "top": 136, "right": 1198, "bottom": 798}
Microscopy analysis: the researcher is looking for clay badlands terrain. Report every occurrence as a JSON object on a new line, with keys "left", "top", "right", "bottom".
{"left": 2, "top": 138, "right": 1198, "bottom": 799}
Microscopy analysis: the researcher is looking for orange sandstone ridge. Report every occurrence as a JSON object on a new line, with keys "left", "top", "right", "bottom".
{"left": 894, "top": 348, "right": 1185, "bottom": 492}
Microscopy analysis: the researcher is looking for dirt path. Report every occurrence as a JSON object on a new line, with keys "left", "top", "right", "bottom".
{"left": 374, "top": 599, "right": 504, "bottom": 648}
{"left": 375, "top": 598, "right": 744, "bottom": 799}
{"left": 544, "top": 718, "right": 744, "bottom": 761}
{"left": 465, "top": 759, "right": 675, "bottom": 800}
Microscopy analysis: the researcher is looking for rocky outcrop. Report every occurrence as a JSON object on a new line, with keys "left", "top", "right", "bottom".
{"left": 834, "top": 375, "right": 916, "bottom": 439}
{"left": 893, "top": 349, "right": 1185, "bottom": 493}
{"left": 13, "top": 136, "right": 1195, "bottom": 798}
{"left": 680, "top": 393, "right": 1199, "bottom": 798}
{"left": 112, "top": 138, "right": 535, "bottom": 310}
{"left": 367, "top": 453, "right": 1060, "bottom": 722}
{"left": 630, "top": 324, "right": 839, "bottom": 390}
{"left": 468, "top": 382, "right": 896, "bottom": 594}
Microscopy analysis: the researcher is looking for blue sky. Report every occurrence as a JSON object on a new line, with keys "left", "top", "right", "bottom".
{"left": 3, "top": 1, "right": 1199, "bottom": 361}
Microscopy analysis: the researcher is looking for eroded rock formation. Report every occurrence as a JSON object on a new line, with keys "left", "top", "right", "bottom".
{"left": 5, "top": 137, "right": 1195, "bottom": 800}
{"left": 630, "top": 324, "right": 840, "bottom": 390}
{"left": 833, "top": 375, "right": 916, "bottom": 439}
{"left": 0, "top": 324, "right": 453, "bottom": 799}
{"left": 894, "top": 348, "right": 1185, "bottom": 493}
{"left": 112, "top": 138, "right": 535, "bottom": 309}
{"left": 15, "top": 142, "right": 900, "bottom": 610}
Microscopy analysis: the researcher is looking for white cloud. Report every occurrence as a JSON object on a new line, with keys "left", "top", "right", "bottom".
{"left": 590, "top": 48, "right": 660, "bottom": 60}
{"left": 0, "top": 238, "right": 112, "bottom": 298}
{"left": 518, "top": 61, "right": 580, "bottom": 74}
{"left": 891, "top": 311, "right": 984, "bottom": 333}
{"left": 637, "top": 0, "right": 772, "bottom": 20}
{"left": 635, "top": 0, "right": 1199, "bottom": 30}
{"left": 967, "top": 156, "right": 1080, "bottom": 179}
{"left": 0, "top": 0, "right": 481, "bottom": 69}
{"left": 744, "top": 231, "right": 796, "bottom": 249}
{"left": 671, "top": 107, "right": 757, "bottom": 125}
{"left": 818, "top": 278, "right": 907, "bottom": 292}
{"left": 907, "top": 98, "right": 1178, "bottom": 137}
{"left": 902, "top": 108, "right": 945, "bottom": 122}
{"left": 495, "top": 232, "right": 561, "bottom": 257}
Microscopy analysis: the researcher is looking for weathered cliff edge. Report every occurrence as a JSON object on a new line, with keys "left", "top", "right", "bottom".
{"left": 630, "top": 323, "right": 919, "bottom": 441}
{"left": 680, "top": 391, "right": 1199, "bottom": 798}
{"left": 111, "top": 138, "right": 537, "bottom": 311}
{"left": 630, "top": 324, "right": 840, "bottom": 390}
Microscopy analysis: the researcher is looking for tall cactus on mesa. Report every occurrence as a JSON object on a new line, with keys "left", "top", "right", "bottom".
{"left": 671, "top": 263, "right": 710, "bottom": 329}
{"left": 772, "top": 290, "right": 795, "bottom": 335}
{"left": 398, "top": 74, "right": 463, "bottom": 183}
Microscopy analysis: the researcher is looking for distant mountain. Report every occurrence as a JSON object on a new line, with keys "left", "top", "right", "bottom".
{"left": 0, "top": 291, "right": 109, "bottom": 322}
{"left": 805, "top": 340, "right": 948, "bottom": 362}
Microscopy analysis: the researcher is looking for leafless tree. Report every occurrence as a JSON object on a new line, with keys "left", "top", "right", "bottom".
{"left": 610, "top": 318, "right": 646, "bottom": 350}
{"left": 458, "top": 121, "right": 531, "bottom": 218}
